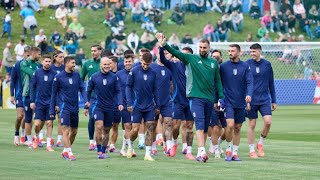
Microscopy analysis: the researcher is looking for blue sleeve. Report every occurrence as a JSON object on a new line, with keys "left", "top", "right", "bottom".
{"left": 86, "top": 77, "right": 94, "bottom": 102}
{"left": 29, "top": 72, "right": 37, "bottom": 103}
{"left": 159, "top": 47, "right": 173, "bottom": 70}
{"left": 116, "top": 76, "right": 123, "bottom": 106}
{"left": 10, "top": 65, "right": 17, "bottom": 97}
{"left": 126, "top": 71, "right": 134, "bottom": 107}
{"left": 269, "top": 65, "right": 276, "bottom": 103}
{"left": 245, "top": 65, "right": 254, "bottom": 97}
{"left": 79, "top": 76, "right": 88, "bottom": 104}
{"left": 49, "top": 76, "right": 59, "bottom": 115}
{"left": 153, "top": 73, "right": 160, "bottom": 108}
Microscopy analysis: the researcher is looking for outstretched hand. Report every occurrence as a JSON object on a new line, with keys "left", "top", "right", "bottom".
{"left": 156, "top": 33, "right": 166, "bottom": 47}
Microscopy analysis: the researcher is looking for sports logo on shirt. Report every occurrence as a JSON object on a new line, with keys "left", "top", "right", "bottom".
{"left": 103, "top": 79, "right": 107, "bottom": 85}
{"left": 143, "top": 74, "right": 148, "bottom": 81}
{"left": 89, "top": 65, "right": 93, "bottom": 68}
{"left": 44, "top": 75, "right": 48, "bottom": 81}
{"left": 69, "top": 78, "right": 73, "bottom": 84}
{"left": 211, "top": 63, "right": 215, "bottom": 69}
{"left": 29, "top": 66, "right": 32, "bottom": 68}
{"left": 233, "top": 69, "right": 237, "bottom": 75}
{"left": 193, "top": 112, "right": 196, "bottom": 118}
{"left": 54, "top": 78, "right": 57, "bottom": 81}
{"left": 198, "top": 61, "right": 202, "bottom": 64}
{"left": 57, "top": 71, "right": 60, "bottom": 74}
{"left": 256, "top": 67, "right": 260, "bottom": 74}
{"left": 161, "top": 70, "right": 165, "bottom": 76}
{"left": 129, "top": 72, "right": 132, "bottom": 75}
{"left": 131, "top": 116, "right": 133, "bottom": 121}
{"left": 94, "top": 114, "right": 97, "bottom": 119}
{"left": 25, "top": 106, "right": 28, "bottom": 111}
{"left": 61, "top": 118, "right": 64, "bottom": 123}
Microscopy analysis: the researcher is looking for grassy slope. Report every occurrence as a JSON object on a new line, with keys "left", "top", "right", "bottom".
{"left": 0, "top": 105, "right": 319, "bottom": 179}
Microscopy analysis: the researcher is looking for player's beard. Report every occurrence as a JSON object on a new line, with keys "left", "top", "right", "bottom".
{"left": 199, "top": 51, "right": 208, "bottom": 58}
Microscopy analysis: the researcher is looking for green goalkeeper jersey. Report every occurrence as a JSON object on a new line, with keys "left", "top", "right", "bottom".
{"left": 81, "top": 58, "right": 101, "bottom": 80}
{"left": 20, "top": 59, "right": 40, "bottom": 97}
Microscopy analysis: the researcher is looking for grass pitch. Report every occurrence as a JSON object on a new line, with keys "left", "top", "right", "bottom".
{"left": 0, "top": 105, "right": 319, "bottom": 180}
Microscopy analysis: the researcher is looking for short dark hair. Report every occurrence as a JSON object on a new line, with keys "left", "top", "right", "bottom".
{"left": 42, "top": 54, "right": 52, "bottom": 60}
{"left": 64, "top": 56, "right": 75, "bottom": 64}
{"left": 142, "top": 52, "right": 153, "bottom": 63}
{"left": 109, "top": 55, "right": 118, "bottom": 63}
{"left": 31, "top": 46, "right": 41, "bottom": 52}
{"left": 91, "top": 44, "right": 102, "bottom": 50}
{"left": 200, "top": 39, "right": 210, "bottom": 45}
{"left": 101, "top": 49, "right": 113, "bottom": 57}
{"left": 140, "top": 48, "right": 150, "bottom": 53}
{"left": 124, "top": 49, "right": 134, "bottom": 56}
{"left": 229, "top": 44, "right": 241, "bottom": 52}
{"left": 250, "top": 43, "right": 262, "bottom": 50}
{"left": 211, "top": 49, "right": 222, "bottom": 56}
{"left": 182, "top": 47, "right": 193, "bottom": 54}
{"left": 21, "top": 39, "right": 25, "bottom": 43}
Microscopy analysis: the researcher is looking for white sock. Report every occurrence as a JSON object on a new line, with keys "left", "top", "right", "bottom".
{"left": 138, "top": 134, "right": 145, "bottom": 144}
{"left": 187, "top": 146, "right": 192, "bottom": 154}
{"left": 226, "top": 141, "right": 232, "bottom": 152}
{"left": 121, "top": 135, "right": 126, "bottom": 151}
{"left": 197, "top": 147, "right": 201, "bottom": 157}
{"left": 258, "top": 136, "right": 265, "bottom": 145}
{"left": 127, "top": 139, "right": 132, "bottom": 149}
{"left": 166, "top": 140, "right": 172, "bottom": 149}
{"left": 213, "top": 145, "right": 219, "bottom": 154}
{"left": 249, "top": 144, "right": 255, "bottom": 152}
{"left": 173, "top": 139, "right": 178, "bottom": 145}
{"left": 63, "top": 147, "right": 68, "bottom": 153}
{"left": 232, "top": 145, "right": 239, "bottom": 156}
{"left": 47, "top": 138, "right": 51, "bottom": 147}
{"left": 27, "top": 135, "right": 32, "bottom": 144}
{"left": 152, "top": 142, "right": 157, "bottom": 151}
{"left": 21, "top": 129, "right": 25, "bottom": 137}
{"left": 39, "top": 130, "right": 44, "bottom": 139}
{"left": 156, "top": 133, "right": 163, "bottom": 141}
{"left": 199, "top": 146, "right": 206, "bottom": 156}
{"left": 57, "top": 135, "right": 62, "bottom": 142}
{"left": 182, "top": 143, "right": 187, "bottom": 150}
{"left": 89, "top": 139, "right": 94, "bottom": 144}
{"left": 145, "top": 146, "right": 151, "bottom": 156}
{"left": 110, "top": 144, "right": 115, "bottom": 149}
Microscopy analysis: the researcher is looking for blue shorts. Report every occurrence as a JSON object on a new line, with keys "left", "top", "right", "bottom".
{"left": 189, "top": 98, "right": 213, "bottom": 133}
{"left": 60, "top": 110, "right": 79, "bottom": 128}
{"left": 173, "top": 102, "right": 193, "bottom": 121}
{"left": 16, "top": 98, "right": 24, "bottom": 108}
{"left": 210, "top": 109, "right": 226, "bottom": 128}
{"left": 120, "top": 109, "right": 131, "bottom": 124}
{"left": 225, "top": 106, "right": 246, "bottom": 124}
{"left": 93, "top": 108, "right": 113, "bottom": 127}
{"left": 159, "top": 101, "right": 173, "bottom": 118}
{"left": 34, "top": 106, "right": 54, "bottom": 121}
{"left": 246, "top": 104, "right": 272, "bottom": 119}
{"left": 22, "top": 96, "right": 33, "bottom": 123}
{"left": 113, "top": 109, "right": 121, "bottom": 123}
{"left": 131, "top": 108, "right": 155, "bottom": 123}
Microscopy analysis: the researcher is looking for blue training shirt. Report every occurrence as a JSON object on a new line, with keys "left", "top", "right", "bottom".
{"left": 49, "top": 70, "right": 87, "bottom": 115}
{"left": 220, "top": 60, "right": 254, "bottom": 108}
{"left": 246, "top": 58, "right": 276, "bottom": 105}
{"left": 126, "top": 65, "right": 159, "bottom": 111}
{"left": 30, "top": 68, "right": 56, "bottom": 107}
{"left": 116, "top": 69, "right": 131, "bottom": 108}
{"left": 10, "top": 60, "right": 23, "bottom": 99}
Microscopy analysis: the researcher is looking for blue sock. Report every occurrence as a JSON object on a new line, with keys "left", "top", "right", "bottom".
{"left": 15, "top": 131, "right": 19, "bottom": 136}
{"left": 88, "top": 117, "right": 95, "bottom": 140}
{"left": 97, "top": 144, "right": 102, "bottom": 152}
{"left": 102, "top": 146, "right": 107, "bottom": 153}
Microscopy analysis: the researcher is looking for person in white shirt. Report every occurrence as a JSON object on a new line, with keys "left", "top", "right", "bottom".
{"left": 127, "top": 30, "right": 140, "bottom": 54}
{"left": 55, "top": 4, "right": 69, "bottom": 28}
{"left": 35, "top": 29, "right": 47, "bottom": 47}
{"left": 141, "top": 0, "right": 152, "bottom": 11}
{"left": 231, "top": 10, "right": 243, "bottom": 32}
{"left": 14, "top": 39, "right": 27, "bottom": 61}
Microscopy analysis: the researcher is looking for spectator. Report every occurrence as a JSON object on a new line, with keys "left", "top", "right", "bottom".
{"left": 293, "top": 0, "right": 305, "bottom": 19}
{"left": 245, "top": 33, "right": 253, "bottom": 42}
{"left": 131, "top": 2, "right": 143, "bottom": 23}
{"left": 181, "top": 0, "right": 192, "bottom": 12}
{"left": 114, "top": 2, "right": 127, "bottom": 23}
{"left": 140, "top": 30, "right": 157, "bottom": 50}
{"left": 304, "top": 64, "right": 313, "bottom": 80}
{"left": 297, "top": 34, "right": 305, "bottom": 42}
{"left": 149, "top": 5, "right": 163, "bottom": 26}
{"left": 210, "top": 0, "right": 222, "bottom": 13}
{"left": 1, "top": 11, "right": 12, "bottom": 40}
{"left": 55, "top": 4, "right": 69, "bottom": 28}
{"left": 269, "top": 0, "right": 277, "bottom": 15}
{"left": 35, "top": 29, "right": 47, "bottom": 47}
{"left": 181, "top": 33, "right": 194, "bottom": 44}
{"left": 105, "top": 32, "right": 118, "bottom": 53}
{"left": 231, "top": 10, "right": 243, "bottom": 32}
{"left": 75, "top": 48, "right": 86, "bottom": 67}
{"left": 218, "top": 0, "right": 227, "bottom": 13}
{"left": 279, "top": 12, "right": 290, "bottom": 36}
{"left": 20, "top": 5, "right": 37, "bottom": 41}
{"left": 225, "top": 0, "right": 232, "bottom": 13}
{"left": 308, "top": 4, "right": 318, "bottom": 23}
{"left": 86, "top": 0, "right": 104, "bottom": 10}
{"left": 49, "top": 30, "right": 63, "bottom": 47}
{"left": 191, "top": 0, "right": 205, "bottom": 14}
{"left": 141, "top": 0, "right": 152, "bottom": 11}
{"left": 230, "top": 0, "right": 241, "bottom": 13}
{"left": 168, "top": 32, "right": 181, "bottom": 46}
{"left": 203, "top": 22, "right": 217, "bottom": 42}
{"left": 260, "top": 33, "right": 272, "bottom": 42}
{"left": 299, "top": 14, "right": 314, "bottom": 40}
{"left": 64, "top": 0, "right": 75, "bottom": 12}
{"left": 129, "top": 0, "right": 142, "bottom": 9}
{"left": 104, "top": 9, "right": 118, "bottom": 27}
{"left": 68, "top": 5, "right": 80, "bottom": 21}
{"left": 69, "top": 18, "right": 86, "bottom": 40}
{"left": 170, "top": 5, "right": 185, "bottom": 25}
{"left": 257, "top": 24, "right": 267, "bottom": 38}
{"left": 192, "top": 33, "right": 202, "bottom": 44}
{"left": 24, "top": 0, "right": 42, "bottom": 12}
{"left": 1, "top": 42, "right": 14, "bottom": 74}
{"left": 261, "top": 11, "right": 273, "bottom": 33}
{"left": 249, "top": 0, "right": 260, "bottom": 19}
{"left": 64, "top": 28, "right": 78, "bottom": 48}
{"left": 127, "top": 30, "right": 140, "bottom": 54}
{"left": 14, "top": 39, "right": 27, "bottom": 61}
{"left": 164, "top": 0, "right": 171, "bottom": 10}
{"left": 65, "top": 40, "right": 77, "bottom": 55}
{"left": 3, "top": 0, "right": 14, "bottom": 11}
{"left": 222, "top": 12, "right": 232, "bottom": 30}
{"left": 283, "top": 9, "right": 296, "bottom": 33}
{"left": 215, "top": 20, "right": 228, "bottom": 42}
{"left": 280, "top": 0, "right": 293, "bottom": 14}
{"left": 115, "top": 30, "right": 128, "bottom": 51}
{"left": 271, "top": 12, "right": 282, "bottom": 36}
{"left": 288, "top": 35, "right": 296, "bottom": 42}
{"left": 315, "top": 21, "right": 320, "bottom": 39}
{"left": 141, "top": 10, "right": 157, "bottom": 33}
{"left": 38, "top": 40, "right": 54, "bottom": 55}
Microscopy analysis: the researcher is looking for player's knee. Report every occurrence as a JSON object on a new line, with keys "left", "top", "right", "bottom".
{"left": 46, "top": 121, "right": 53, "bottom": 128}
{"left": 248, "top": 121, "right": 256, "bottom": 130}
{"left": 71, "top": 128, "right": 78, "bottom": 135}
{"left": 265, "top": 119, "right": 272, "bottom": 126}
{"left": 96, "top": 124, "right": 103, "bottom": 131}
{"left": 227, "top": 121, "right": 235, "bottom": 129}
{"left": 234, "top": 125, "right": 242, "bottom": 134}
{"left": 186, "top": 122, "right": 193, "bottom": 130}
{"left": 17, "top": 114, "right": 24, "bottom": 121}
